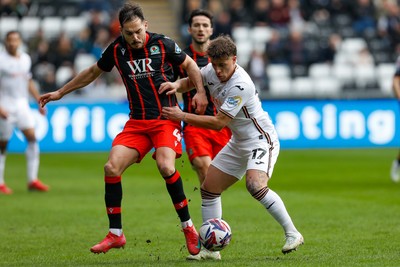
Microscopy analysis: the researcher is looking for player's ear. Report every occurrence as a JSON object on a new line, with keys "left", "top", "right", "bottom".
{"left": 143, "top": 20, "right": 148, "bottom": 30}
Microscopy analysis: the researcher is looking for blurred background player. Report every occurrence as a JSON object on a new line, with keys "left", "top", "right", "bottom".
{"left": 39, "top": 3, "right": 207, "bottom": 255}
{"left": 175, "top": 9, "right": 231, "bottom": 187}
{"left": 161, "top": 35, "right": 303, "bottom": 260}
{"left": 0, "top": 31, "right": 49, "bottom": 195}
{"left": 390, "top": 55, "right": 400, "bottom": 183}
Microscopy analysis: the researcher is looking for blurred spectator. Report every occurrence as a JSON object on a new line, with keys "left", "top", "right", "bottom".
{"left": 285, "top": 29, "right": 309, "bottom": 67}
{"left": 207, "top": 0, "right": 223, "bottom": 17}
{"left": 87, "top": 9, "right": 110, "bottom": 44}
{"left": 72, "top": 28, "right": 92, "bottom": 54}
{"left": 91, "top": 27, "right": 111, "bottom": 59}
{"left": 349, "top": 0, "right": 377, "bottom": 35}
{"left": 0, "top": 0, "right": 30, "bottom": 17}
{"left": 79, "top": 0, "right": 111, "bottom": 13}
{"left": 319, "top": 33, "right": 342, "bottom": 63}
{"left": 377, "top": 1, "right": 400, "bottom": 50}
{"left": 31, "top": 39, "right": 52, "bottom": 68}
{"left": 229, "top": 0, "right": 252, "bottom": 27}
{"left": 50, "top": 33, "right": 76, "bottom": 69}
{"left": 251, "top": 0, "right": 270, "bottom": 26}
{"left": 247, "top": 50, "right": 268, "bottom": 91}
{"left": 213, "top": 9, "right": 232, "bottom": 37}
{"left": 265, "top": 29, "right": 288, "bottom": 64}
{"left": 109, "top": 10, "right": 121, "bottom": 39}
{"left": 268, "top": 0, "right": 291, "bottom": 28}
{"left": 288, "top": 0, "right": 305, "bottom": 31}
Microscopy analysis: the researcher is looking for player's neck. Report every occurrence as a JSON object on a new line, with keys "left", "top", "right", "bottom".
{"left": 191, "top": 41, "right": 209, "bottom": 54}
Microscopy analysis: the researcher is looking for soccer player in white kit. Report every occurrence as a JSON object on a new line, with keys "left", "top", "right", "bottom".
{"left": 0, "top": 31, "right": 49, "bottom": 194}
{"left": 161, "top": 35, "right": 303, "bottom": 260}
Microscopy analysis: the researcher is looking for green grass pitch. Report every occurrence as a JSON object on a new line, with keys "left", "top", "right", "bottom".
{"left": 0, "top": 148, "right": 399, "bottom": 266}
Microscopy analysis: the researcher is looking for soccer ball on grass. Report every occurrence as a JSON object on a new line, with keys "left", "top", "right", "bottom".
{"left": 199, "top": 218, "right": 231, "bottom": 251}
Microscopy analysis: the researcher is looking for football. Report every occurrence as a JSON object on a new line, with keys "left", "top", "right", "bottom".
{"left": 199, "top": 218, "right": 232, "bottom": 251}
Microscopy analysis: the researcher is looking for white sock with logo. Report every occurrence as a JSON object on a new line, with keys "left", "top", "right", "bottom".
{"left": 259, "top": 189, "right": 298, "bottom": 235}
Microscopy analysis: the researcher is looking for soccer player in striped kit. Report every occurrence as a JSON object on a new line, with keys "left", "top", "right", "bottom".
{"left": 39, "top": 3, "right": 207, "bottom": 255}
{"left": 162, "top": 35, "right": 304, "bottom": 259}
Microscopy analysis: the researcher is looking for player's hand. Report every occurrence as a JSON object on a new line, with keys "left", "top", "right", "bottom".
{"left": 192, "top": 91, "right": 207, "bottom": 115}
{"left": 0, "top": 107, "right": 8, "bottom": 119}
{"left": 162, "top": 106, "right": 185, "bottom": 121}
{"left": 159, "top": 82, "right": 178, "bottom": 95}
{"left": 39, "top": 91, "right": 63, "bottom": 107}
{"left": 38, "top": 104, "right": 46, "bottom": 116}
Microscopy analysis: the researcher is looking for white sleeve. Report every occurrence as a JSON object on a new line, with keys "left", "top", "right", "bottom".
{"left": 219, "top": 82, "right": 251, "bottom": 118}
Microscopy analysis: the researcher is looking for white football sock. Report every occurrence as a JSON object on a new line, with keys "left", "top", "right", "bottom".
{"left": 0, "top": 153, "right": 5, "bottom": 184}
{"left": 181, "top": 218, "right": 193, "bottom": 228}
{"left": 201, "top": 196, "right": 222, "bottom": 222}
{"left": 109, "top": 228, "right": 123, "bottom": 236}
{"left": 259, "top": 189, "right": 298, "bottom": 235}
{"left": 26, "top": 141, "right": 39, "bottom": 183}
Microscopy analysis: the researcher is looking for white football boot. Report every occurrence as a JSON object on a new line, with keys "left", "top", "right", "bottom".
{"left": 282, "top": 232, "right": 304, "bottom": 254}
{"left": 390, "top": 160, "right": 400, "bottom": 183}
{"left": 186, "top": 248, "right": 221, "bottom": 260}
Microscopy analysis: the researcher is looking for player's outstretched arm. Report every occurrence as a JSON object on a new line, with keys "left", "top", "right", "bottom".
{"left": 39, "top": 63, "right": 103, "bottom": 107}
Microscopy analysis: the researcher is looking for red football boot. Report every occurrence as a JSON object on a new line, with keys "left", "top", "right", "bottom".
{"left": 90, "top": 232, "right": 126, "bottom": 254}
{"left": 28, "top": 180, "right": 49, "bottom": 192}
{"left": 182, "top": 225, "right": 201, "bottom": 255}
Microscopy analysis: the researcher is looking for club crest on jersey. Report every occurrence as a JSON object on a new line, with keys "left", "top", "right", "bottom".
{"left": 175, "top": 43, "right": 182, "bottom": 54}
{"left": 226, "top": 96, "right": 242, "bottom": 107}
{"left": 120, "top": 48, "right": 126, "bottom": 55}
{"left": 150, "top": 45, "right": 160, "bottom": 55}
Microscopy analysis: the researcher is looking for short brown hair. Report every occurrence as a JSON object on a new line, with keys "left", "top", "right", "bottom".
{"left": 207, "top": 35, "right": 237, "bottom": 60}
{"left": 188, "top": 9, "right": 213, "bottom": 27}
{"left": 119, "top": 2, "right": 145, "bottom": 26}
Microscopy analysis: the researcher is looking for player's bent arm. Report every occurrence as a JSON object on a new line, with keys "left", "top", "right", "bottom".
{"left": 184, "top": 111, "right": 230, "bottom": 131}
{"left": 162, "top": 106, "right": 231, "bottom": 131}
{"left": 180, "top": 55, "right": 206, "bottom": 95}
{"left": 159, "top": 78, "right": 194, "bottom": 95}
{"left": 28, "top": 79, "right": 41, "bottom": 102}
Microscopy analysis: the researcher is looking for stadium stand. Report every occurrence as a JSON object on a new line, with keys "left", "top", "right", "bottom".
{"left": 0, "top": 0, "right": 397, "bottom": 100}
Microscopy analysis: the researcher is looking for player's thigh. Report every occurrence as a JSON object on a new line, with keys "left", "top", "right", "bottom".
{"left": 21, "top": 127, "right": 36, "bottom": 142}
{"left": 106, "top": 145, "right": 140, "bottom": 175}
{"left": 0, "top": 118, "right": 13, "bottom": 141}
{"left": 155, "top": 146, "right": 177, "bottom": 176}
{"left": 202, "top": 164, "right": 238, "bottom": 194}
{"left": 16, "top": 104, "right": 35, "bottom": 130}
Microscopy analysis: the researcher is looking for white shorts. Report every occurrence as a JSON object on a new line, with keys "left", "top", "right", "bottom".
{"left": 0, "top": 100, "right": 35, "bottom": 140}
{"left": 211, "top": 135, "right": 280, "bottom": 180}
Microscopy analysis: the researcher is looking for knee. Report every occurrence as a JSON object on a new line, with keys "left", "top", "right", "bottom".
{"left": 157, "top": 162, "right": 175, "bottom": 177}
{"left": 104, "top": 161, "right": 120, "bottom": 177}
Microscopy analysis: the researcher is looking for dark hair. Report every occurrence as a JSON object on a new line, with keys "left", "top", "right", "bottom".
{"left": 188, "top": 9, "right": 213, "bottom": 27}
{"left": 6, "top": 30, "right": 20, "bottom": 39}
{"left": 118, "top": 2, "right": 145, "bottom": 26}
{"left": 207, "top": 35, "right": 237, "bottom": 59}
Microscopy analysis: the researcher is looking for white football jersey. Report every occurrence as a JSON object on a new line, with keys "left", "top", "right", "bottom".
{"left": 200, "top": 63, "right": 278, "bottom": 142}
{"left": 0, "top": 50, "right": 32, "bottom": 105}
